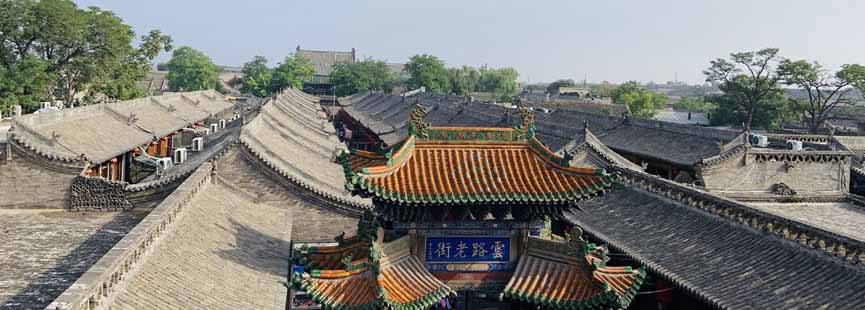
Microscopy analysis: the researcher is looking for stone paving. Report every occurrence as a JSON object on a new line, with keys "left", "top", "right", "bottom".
{"left": 748, "top": 202, "right": 865, "bottom": 242}
{"left": 0, "top": 209, "right": 144, "bottom": 310}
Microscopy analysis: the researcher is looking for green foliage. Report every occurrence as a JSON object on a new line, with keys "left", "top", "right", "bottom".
{"left": 240, "top": 56, "right": 272, "bottom": 97}
{"left": 268, "top": 53, "right": 314, "bottom": 93}
{"left": 605, "top": 81, "right": 664, "bottom": 118}
{"left": 0, "top": 56, "right": 52, "bottom": 112}
{"left": 674, "top": 96, "right": 716, "bottom": 112}
{"left": 448, "top": 66, "right": 480, "bottom": 96}
{"left": 330, "top": 58, "right": 397, "bottom": 97}
{"left": 611, "top": 81, "right": 642, "bottom": 103}
{"left": 707, "top": 89, "right": 796, "bottom": 129}
{"left": 618, "top": 90, "right": 666, "bottom": 118}
{"left": 0, "top": 0, "right": 172, "bottom": 108}
{"left": 165, "top": 46, "right": 221, "bottom": 92}
{"left": 405, "top": 54, "right": 451, "bottom": 94}
{"left": 703, "top": 48, "right": 782, "bottom": 131}
{"left": 777, "top": 60, "right": 865, "bottom": 132}
{"left": 546, "top": 79, "right": 576, "bottom": 94}
{"left": 478, "top": 66, "right": 519, "bottom": 95}
{"left": 87, "top": 30, "right": 172, "bottom": 101}
{"left": 589, "top": 81, "right": 616, "bottom": 98}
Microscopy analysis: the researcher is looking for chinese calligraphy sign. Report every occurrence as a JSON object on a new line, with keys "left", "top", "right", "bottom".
{"left": 425, "top": 237, "right": 510, "bottom": 263}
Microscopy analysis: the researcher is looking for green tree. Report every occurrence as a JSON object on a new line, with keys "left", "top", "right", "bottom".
{"left": 240, "top": 56, "right": 272, "bottom": 97}
{"left": 619, "top": 90, "right": 665, "bottom": 118}
{"left": 777, "top": 60, "right": 865, "bottom": 133}
{"left": 674, "top": 96, "right": 716, "bottom": 112}
{"left": 165, "top": 46, "right": 222, "bottom": 92}
{"left": 268, "top": 53, "right": 314, "bottom": 93}
{"left": 590, "top": 81, "right": 616, "bottom": 98}
{"left": 0, "top": 56, "right": 52, "bottom": 112}
{"left": 448, "top": 66, "right": 480, "bottom": 95}
{"left": 0, "top": 0, "right": 171, "bottom": 107}
{"left": 87, "top": 30, "right": 172, "bottom": 101}
{"left": 546, "top": 79, "right": 575, "bottom": 94}
{"left": 611, "top": 81, "right": 642, "bottom": 103}
{"left": 478, "top": 66, "right": 519, "bottom": 95}
{"left": 707, "top": 90, "right": 794, "bottom": 129}
{"left": 405, "top": 54, "right": 450, "bottom": 94}
{"left": 330, "top": 58, "right": 397, "bottom": 97}
{"left": 703, "top": 48, "right": 783, "bottom": 131}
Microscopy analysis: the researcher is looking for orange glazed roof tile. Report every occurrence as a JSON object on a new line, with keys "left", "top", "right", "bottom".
{"left": 293, "top": 230, "right": 453, "bottom": 309}
{"left": 340, "top": 128, "right": 618, "bottom": 205}
{"left": 503, "top": 232, "right": 644, "bottom": 310}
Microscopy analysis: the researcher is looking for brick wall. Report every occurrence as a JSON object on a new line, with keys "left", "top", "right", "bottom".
{"left": 0, "top": 146, "right": 81, "bottom": 209}
{"left": 699, "top": 151, "right": 850, "bottom": 194}
{"left": 215, "top": 147, "right": 359, "bottom": 241}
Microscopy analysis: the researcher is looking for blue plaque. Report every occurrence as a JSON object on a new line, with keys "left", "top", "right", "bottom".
{"left": 425, "top": 236, "right": 510, "bottom": 263}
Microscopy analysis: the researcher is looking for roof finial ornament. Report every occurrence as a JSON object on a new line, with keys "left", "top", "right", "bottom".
{"left": 408, "top": 104, "right": 430, "bottom": 138}
{"left": 515, "top": 107, "right": 535, "bottom": 140}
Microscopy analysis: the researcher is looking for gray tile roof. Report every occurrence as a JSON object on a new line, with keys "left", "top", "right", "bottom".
{"left": 834, "top": 135, "right": 865, "bottom": 165}
{"left": 240, "top": 88, "right": 371, "bottom": 209}
{"left": 297, "top": 48, "right": 355, "bottom": 76}
{"left": 10, "top": 90, "right": 231, "bottom": 164}
{"left": 110, "top": 181, "right": 291, "bottom": 309}
{"left": 653, "top": 110, "right": 710, "bottom": 125}
{"left": 567, "top": 186, "right": 865, "bottom": 309}
{"left": 340, "top": 94, "right": 740, "bottom": 166}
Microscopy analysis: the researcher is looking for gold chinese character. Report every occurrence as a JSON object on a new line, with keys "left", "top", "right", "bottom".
{"left": 472, "top": 242, "right": 487, "bottom": 257}
{"left": 491, "top": 241, "right": 505, "bottom": 260}
{"left": 456, "top": 242, "right": 468, "bottom": 258}
{"left": 436, "top": 242, "right": 451, "bottom": 258}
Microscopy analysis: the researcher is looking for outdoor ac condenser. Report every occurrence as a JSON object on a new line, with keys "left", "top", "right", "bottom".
{"left": 192, "top": 137, "right": 204, "bottom": 151}
{"left": 173, "top": 148, "right": 188, "bottom": 164}
{"left": 156, "top": 157, "right": 173, "bottom": 176}
{"left": 786, "top": 140, "right": 803, "bottom": 151}
{"left": 750, "top": 134, "right": 769, "bottom": 148}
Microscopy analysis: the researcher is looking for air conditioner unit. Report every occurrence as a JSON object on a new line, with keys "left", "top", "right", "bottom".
{"left": 209, "top": 123, "right": 219, "bottom": 134}
{"left": 786, "top": 140, "right": 803, "bottom": 151}
{"left": 155, "top": 157, "right": 173, "bottom": 175}
{"left": 219, "top": 119, "right": 226, "bottom": 129}
{"left": 750, "top": 134, "right": 769, "bottom": 148}
{"left": 191, "top": 137, "right": 204, "bottom": 151}
{"left": 173, "top": 148, "right": 188, "bottom": 164}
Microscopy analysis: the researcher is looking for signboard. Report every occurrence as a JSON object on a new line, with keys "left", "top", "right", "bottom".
{"left": 425, "top": 237, "right": 509, "bottom": 262}
{"left": 425, "top": 236, "right": 511, "bottom": 272}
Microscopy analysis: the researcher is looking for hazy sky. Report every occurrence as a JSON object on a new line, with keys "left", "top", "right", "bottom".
{"left": 74, "top": 0, "right": 865, "bottom": 84}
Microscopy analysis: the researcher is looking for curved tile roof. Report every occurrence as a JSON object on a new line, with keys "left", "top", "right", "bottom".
{"left": 342, "top": 131, "right": 616, "bottom": 205}
{"left": 240, "top": 88, "right": 371, "bottom": 209}
{"left": 110, "top": 181, "right": 292, "bottom": 309}
{"left": 10, "top": 90, "right": 231, "bottom": 164}
{"left": 567, "top": 186, "right": 865, "bottom": 309}
{"left": 504, "top": 237, "right": 644, "bottom": 310}
{"left": 295, "top": 234, "right": 452, "bottom": 310}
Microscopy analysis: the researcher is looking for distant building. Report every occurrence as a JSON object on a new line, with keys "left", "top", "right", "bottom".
{"left": 558, "top": 86, "right": 592, "bottom": 97}
{"left": 296, "top": 46, "right": 356, "bottom": 96}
